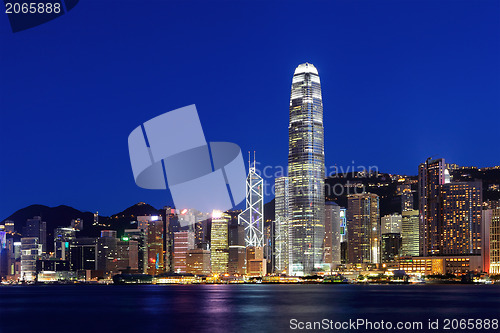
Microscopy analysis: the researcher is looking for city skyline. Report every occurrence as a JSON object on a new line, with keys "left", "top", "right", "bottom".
{"left": 1, "top": 1, "right": 499, "bottom": 219}
{"left": 1, "top": 1, "right": 499, "bottom": 332}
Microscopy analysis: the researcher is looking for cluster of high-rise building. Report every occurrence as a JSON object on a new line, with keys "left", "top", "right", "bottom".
{"left": 1, "top": 63, "right": 499, "bottom": 282}
{"left": 272, "top": 63, "right": 500, "bottom": 277}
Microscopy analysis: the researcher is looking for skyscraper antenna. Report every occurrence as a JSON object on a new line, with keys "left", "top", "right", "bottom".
{"left": 248, "top": 151, "right": 251, "bottom": 170}
{"left": 253, "top": 151, "right": 256, "bottom": 169}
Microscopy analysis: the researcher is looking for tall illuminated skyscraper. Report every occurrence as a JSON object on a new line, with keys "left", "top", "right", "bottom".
{"left": 211, "top": 211, "right": 229, "bottom": 275}
{"left": 419, "top": 158, "right": 482, "bottom": 256}
{"left": 288, "top": 63, "right": 325, "bottom": 275}
{"left": 238, "top": 153, "right": 264, "bottom": 248}
{"left": 418, "top": 158, "right": 446, "bottom": 255}
{"left": 347, "top": 193, "right": 380, "bottom": 264}
{"left": 173, "top": 231, "right": 195, "bottom": 274}
{"left": 324, "top": 202, "right": 341, "bottom": 271}
{"left": 274, "top": 176, "right": 289, "bottom": 274}
{"left": 440, "top": 181, "right": 482, "bottom": 255}
{"left": 401, "top": 210, "right": 420, "bottom": 257}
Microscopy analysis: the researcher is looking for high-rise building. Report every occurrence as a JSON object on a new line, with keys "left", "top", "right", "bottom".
{"left": 482, "top": 209, "right": 492, "bottom": 273}
{"left": 246, "top": 246, "right": 266, "bottom": 276}
{"left": 116, "top": 239, "right": 139, "bottom": 272}
{"left": 0, "top": 231, "right": 7, "bottom": 278}
{"left": 440, "top": 181, "right": 482, "bottom": 255}
{"left": 340, "top": 208, "right": 348, "bottom": 264}
{"left": 419, "top": 158, "right": 482, "bottom": 257}
{"left": 20, "top": 237, "right": 41, "bottom": 281}
{"left": 380, "top": 215, "right": 402, "bottom": 263}
{"left": 397, "top": 183, "right": 414, "bottom": 212}
{"left": 381, "top": 214, "right": 402, "bottom": 234}
{"left": 347, "top": 193, "right": 380, "bottom": 264}
{"left": 419, "top": 158, "right": 446, "bottom": 255}
{"left": 211, "top": 211, "right": 229, "bottom": 275}
{"left": 54, "top": 227, "right": 76, "bottom": 260}
{"left": 228, "top": 223, "right": 246, "bottom": 275}
{"left": 137, "top": 215, "right": 164, "bottom": 275}
{"left": 381, "top": 234, "right": 401, "bottom": 263}
{"left": 401, "top": 210, "right": 419, "bottom": 257}
{"left": 124, "top": 229, "right": 147, "bottom": 273}
{"left": 69, "top": 238, "right": 97, "bottom": 271}
{"left": 97, "top": 231, "right": 118, "bottom": 274}
{"left": 162, "top": 206, "right": 175, "bottom": 273}
{"left": 23, "top": 216, "right": 47, "bottom": 255}
{"left": 288, "top": 63, "right": 325, "bottom": 276}
{"left": 490, "top": 208, "right": 500, "bottom": 274}
{"left": 238, "top": 154, "right": 264, "bottom": 248}
{"left": 274, "top": 176, "right": 289, "bottom": 274}
{"left": 324, "top": 202, "right": 341, "bottom": 271}
{"left": 186, "top": 249, "right": 211, "bottom": 276}
{"left": 173, "top": 231, "right": 195, "bottom": 273}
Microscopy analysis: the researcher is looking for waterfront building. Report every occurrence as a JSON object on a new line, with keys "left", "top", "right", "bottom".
{"left": 324, "top": 202, "right": 341, "bottom": 271}
{"left": 440, "top": 181, "right": 482, "bottom": 255}
{"left": 274, "top": 176, "right": 290, "bottom": 274}
{"left": 20, "top": 237, "right": 41, "bottom": 281}
{"left": 54, "top": 227, "right": 76, "bottom": 260}
{"left": 246, "top": 246, "right": 266, "bottom": 276}
{"left": 288, "top": 63, "right": 325, "bottom": 276}
{"left": 211, "top": 211, "right": 229, "bottom": 274}
{"left": 401, "top": 210, "right": 420, "bottom": 256}
{"left": 173, "top": 231, "right": 195, "bottom": 274}
{"left": 124, "top": 229, "right": 147, "bottom": 273}
{"left": 490, "top": 208, "right": 500, "bottom": 274}
{"left": 347, "top": 193, "right": 380, "bottom": 264}
{"left": 186, "top": 249, "right": 211, "bottom": 276}
{"left": 398, "top": 255, "right": 483, "bottom": 276}
{"left": 228, "top": 223, "right": 246, "bottom": 275}
{"left": 238, "top": 154, "right": 264, "bottom": 248}
{"left": 69, "top": 238, "right": 97, "bottom": 271}
{"left": 419, "top": 158, "right": 446, "bottom": 255}
{"left": 137, "top": 215, "right": 164, "bottom": 275}
{"left": 97, "top": 231, "right": 118, "bottom": 274}
{"left": 116, "top": 238, "right": 139, "bottom": 272}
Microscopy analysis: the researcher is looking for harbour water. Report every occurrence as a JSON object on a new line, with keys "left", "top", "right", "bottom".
{"left": 0, "top": 284, "right": 499, "bottom": 333}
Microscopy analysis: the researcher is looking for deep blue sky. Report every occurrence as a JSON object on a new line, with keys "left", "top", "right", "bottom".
{"left": 1, "top": 0, "right": 499, "bottom": 219}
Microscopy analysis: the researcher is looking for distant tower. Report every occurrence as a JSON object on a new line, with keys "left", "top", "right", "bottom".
{"left": 288, "top": 63, "right": 325, "bottom": 275}
{"left": 238, "top": 152, "right": 264, "bottom": 248}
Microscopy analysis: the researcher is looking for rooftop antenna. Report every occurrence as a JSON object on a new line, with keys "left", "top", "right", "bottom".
{"left": 248, "top": 151, "right": 251, "bottom": 170}
{"left": 253, "top": 150, "right": 256, "bottom": 169}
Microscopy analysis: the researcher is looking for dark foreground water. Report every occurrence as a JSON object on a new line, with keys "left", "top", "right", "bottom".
{"left": 0, "top": 284, "right": 499, "bottom": 333}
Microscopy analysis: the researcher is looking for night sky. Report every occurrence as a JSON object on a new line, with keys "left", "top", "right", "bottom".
{"left": 1, "top": 0, "right": 499, "bottom": 219}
